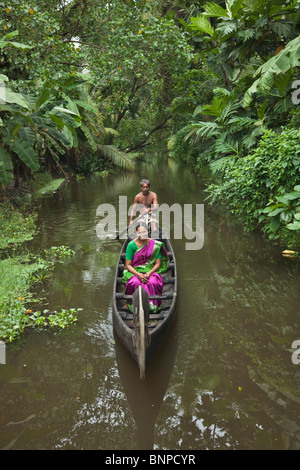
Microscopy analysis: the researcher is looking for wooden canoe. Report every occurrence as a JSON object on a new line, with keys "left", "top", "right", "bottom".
{"left": 112, "top": 229, "right": 177, "bottom": 380}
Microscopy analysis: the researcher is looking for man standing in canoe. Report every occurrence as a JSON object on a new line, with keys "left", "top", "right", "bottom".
{"left": 129, "top": 179, "right": 159, "bottom": 234}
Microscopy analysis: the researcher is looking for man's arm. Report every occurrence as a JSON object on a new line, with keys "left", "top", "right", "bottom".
{"left": 150, "top": 192, "right": 159, "bottom": 213}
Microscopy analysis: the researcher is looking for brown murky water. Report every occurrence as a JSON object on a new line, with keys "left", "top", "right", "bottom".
{"left": 1, "top": 151, "right": 300, "bottom": 450}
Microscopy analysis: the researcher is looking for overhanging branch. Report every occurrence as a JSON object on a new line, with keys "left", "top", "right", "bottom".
{"left": 126, "top": 115, "right": 172, "bottom": 153}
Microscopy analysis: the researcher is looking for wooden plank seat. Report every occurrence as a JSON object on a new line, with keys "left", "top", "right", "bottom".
{"left": 116, "top": 276, "right": 175, "bottom": 284}
{"left": 115, "top": 292, "right": 175, "bottom": 301}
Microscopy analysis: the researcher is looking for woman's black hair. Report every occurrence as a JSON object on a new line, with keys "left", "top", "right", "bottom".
{"left": 136, "top": 222, "right": 148, "bottom": 231}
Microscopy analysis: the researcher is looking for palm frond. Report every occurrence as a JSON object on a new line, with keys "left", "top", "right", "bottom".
{"left": 104, "top": 127, "right": 120, "bottom": 136}
{"left": 214, "top": 133, "right": 239, "bottom": 156}
{"left": 80, "top": 122, "right": 97, "bottom": 151}
{"left": 167, "top": 135, "right": 177, "bottom": 151}
{"left": 227, "top": 115, "right": 256, "bottom": 131}
{"left": 98, "top": 144, "right": 135, "bottom": 169}
{"left": 221, "top": 100, "right": 241, "bottom": 122}
{"left": 183, "top": 121, "right": 221, "bottom": 144}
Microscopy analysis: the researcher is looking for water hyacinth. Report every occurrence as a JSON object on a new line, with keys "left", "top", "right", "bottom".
{"left": 0, "top": 242, "right": 79, "bottom": 342}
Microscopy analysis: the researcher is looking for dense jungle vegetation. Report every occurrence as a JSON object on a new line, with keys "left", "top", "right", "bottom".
{"left": 0, "top": 0, "right": 300, "bottom": 247}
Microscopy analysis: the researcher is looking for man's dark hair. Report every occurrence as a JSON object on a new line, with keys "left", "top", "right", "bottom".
{"left": 140, "top": 178, "right": 150, "bottom": 187}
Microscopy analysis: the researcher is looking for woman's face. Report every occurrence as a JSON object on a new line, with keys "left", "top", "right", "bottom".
{"left": 136, "top": 226, "right": 148, "bottom": 240}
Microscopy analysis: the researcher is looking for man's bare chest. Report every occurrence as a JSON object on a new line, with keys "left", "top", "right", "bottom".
{"left": 137, "top": 193, "right": 154, "bottom": 207}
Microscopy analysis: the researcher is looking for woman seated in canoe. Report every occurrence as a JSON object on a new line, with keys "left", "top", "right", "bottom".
{"left": 122, "top": 223, "right": 167, "bottom": 313}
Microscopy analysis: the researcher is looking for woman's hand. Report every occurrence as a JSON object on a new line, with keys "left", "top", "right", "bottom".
{"left": 137, "top": 272, "right": 150, "bottom": 284}
{"left": 137, "top": 272, "right": 147, "bottom": 283}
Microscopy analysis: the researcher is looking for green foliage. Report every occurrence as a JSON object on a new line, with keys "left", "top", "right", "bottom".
{"left": 83, "top": 3, "right": 194, "bottom": 151}
{"left": 34, "top": 177, "right": 65, "bottom": 196}
{"left": 0, "top": 70, "right": 136, "bottom": 184}
{"left": 0, "top": 244, "right": 78, "bottom": 342}
{"left": 0, "top": 73, "right": 76, "bottom": 183}
{"left": 259, "top": 185, "right": 300, "bottom": 244}
{"left": 43, "top": 245, "right": 75, "bottom": 260}
{"left": 206, "top": 127, "right": 300, "bottom": 246}
{"left": 0, "top": 254, "right": 42, "bottom": 342}
{"left": 171, "top": 87, "right": 267, "bottom": 169}
{"left": 0, "top": 202, "right": 79, "bottom": 342}
{"left": 0, "top": 1, "right": 80, "bottom": 81}
{"left": 27, "top": 308, "right": 80, "bottom": 330}
{"left": 0, "top": 202, "right": 37, "bottom": 249}
{"left": 0, "top": 29, "right": 32, "bottom": 50}
{"left": 75, "top": 154, "right": 113, "bottom": 176}
{"left": 0, "top": 302, "right": 80, "bottom": 342}
{"left": 169, "top": 0, "right": 300, "bottom": 247}
{"left": 0, "top": 4, "right": 142, "bottom": 186}
{"left": 172, "top": 0, "right": 300, "bottom": 169}
{"left": 1, "top": 0, "right": 299, "bottom": 250}
{"left": 244, "top": 36, "right": 300, "bottom": 107}
{"left": 0, "top": 147, "right": 14, "bottom": 185}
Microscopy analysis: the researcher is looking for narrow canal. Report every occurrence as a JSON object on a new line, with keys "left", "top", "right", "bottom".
{"left": 1, "top": 151, "right": 300, "bottom": 450}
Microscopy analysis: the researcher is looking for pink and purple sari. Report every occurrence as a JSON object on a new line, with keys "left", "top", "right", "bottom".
{"left": 122, "top": 239, "right": 168, "bottom": 313}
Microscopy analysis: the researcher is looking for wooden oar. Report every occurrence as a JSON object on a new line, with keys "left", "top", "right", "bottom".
{"left": 116, "top": 212, "right": 149, "bottom": 240}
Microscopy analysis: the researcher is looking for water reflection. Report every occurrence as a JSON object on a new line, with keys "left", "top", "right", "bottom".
{"left": 115, "top": 322, "right": 178, "bottom": 450}
{"left": 156, "top": 203, "right": 300, "bottom": 449}
{"left": 0, "top": 150, "right": 300, "bottom": 450}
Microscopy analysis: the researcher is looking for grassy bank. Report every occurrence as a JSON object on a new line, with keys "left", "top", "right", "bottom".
{"left": 0, "top": 202, "right": 37, "bottom": 250}
{"left": 0, "top": 247, "right": 80, "bottom": 343}
{"left": 0, "top": 176, "right": 81, "bottom": 343}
